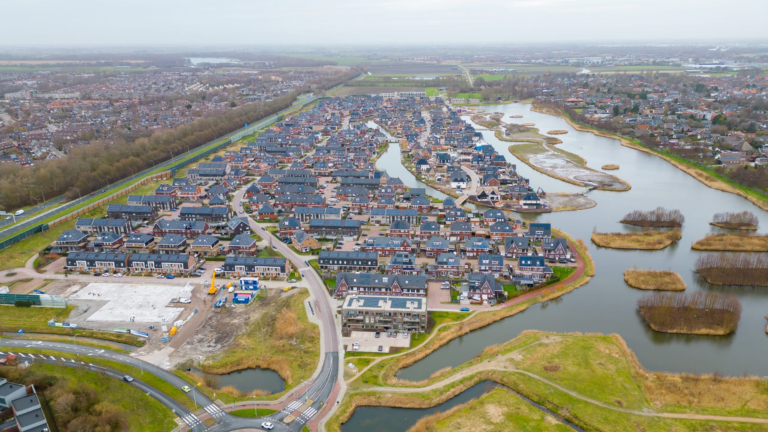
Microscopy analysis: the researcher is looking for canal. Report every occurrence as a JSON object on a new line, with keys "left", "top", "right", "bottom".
{"left": 383, "top": 103, "right": 768, "bottom": 381}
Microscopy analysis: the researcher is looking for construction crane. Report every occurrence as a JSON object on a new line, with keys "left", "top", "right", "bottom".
{"left": 208, "top": 272, "right": 218, "bottom": 295}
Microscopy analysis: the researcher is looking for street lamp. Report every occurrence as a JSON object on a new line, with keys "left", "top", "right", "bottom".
{"left": 192, "top": 382, "right": 201, "bottom": 409}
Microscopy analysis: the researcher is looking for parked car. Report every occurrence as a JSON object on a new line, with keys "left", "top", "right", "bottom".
{"left": 387, "top": 332, "right": 392, "bottom": 338}
{"left": 181, "top": 386, "right": 191, "bottom": 393}
{"left": 179, "top": 298, "right": 191, "bottom": 304}
{"left": 460, "top": 307, "right": 470, "bottom": 312}
{"left": 559, "top": 259, "right": 569, "bottom": 264}
{"left": 352, "top": 342, "right": 360, "bottom": 351}
{"left": 378, "top": 346, "right": 383, "bottom": 352}
{"left": 288, "top": 279, "right": 296, "bottom": 283}
{"left": 362, "top": 232, "right": 368, "bottom": 236}
{"left": 375, "top": 332, "right": 380, "bottom": 338}
{"left": 165, "top": 275, "right": 175, "bottom": 279}
{"left": 93, "top": 272, "right": 101, "bottom": 277}
{"left": 156, "top": 274, "right": 165, "bottom": 279}
{"left": 102, "top": 273, "right": 111, "bottom": 277}
{"left": 123, "top": 375, "right": 134, "bottom": 383}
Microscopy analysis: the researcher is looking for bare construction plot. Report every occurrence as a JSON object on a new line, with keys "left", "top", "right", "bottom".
{"left": 70, "top": 282, "right": 192, "bottom": 324}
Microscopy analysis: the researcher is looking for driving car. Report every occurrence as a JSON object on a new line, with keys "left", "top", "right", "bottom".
{"left": 261, "top": 422, "right": 274, "bottom": 430}
{"left": 181, "top": 386, "right": 191, "bottom": 393}
{"left": 460, "top": 307, "right": 470, "bottom": 312}
{"left": 123, "top": 375, "right": 134, "bottom": 383}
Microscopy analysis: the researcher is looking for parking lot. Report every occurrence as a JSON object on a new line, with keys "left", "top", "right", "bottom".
{"left": 343, "top": 330, "right": 411, "bottom": 353}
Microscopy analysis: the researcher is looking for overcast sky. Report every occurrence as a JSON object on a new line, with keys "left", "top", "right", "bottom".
{"left": 2, "top": 0, "right": 767, "bottom": 46}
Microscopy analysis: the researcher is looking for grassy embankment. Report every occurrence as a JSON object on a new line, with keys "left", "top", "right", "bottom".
{"left": 406, "top": 386, "right": 572, "bottom": 432}
{"left": 0, "top": 305, "right": 145, "bottom": 346}
{"left": 691, "top": 234, "right": 768, "bottom": 252}
{"left": 329, "top": 332, "right": 768, "bottom": 432}
{"left": 601, "top": 164, "right": 620, "bottom": 170}
{"left": 531, "top": 105, "right": 768, "bottom": 212}
{"left": 230, "top": 408, "right": 278, "bottom": 418}
{"left": 181, "top": 290, "right": 319, "bottom": 402}
{"left": 591, "top": 230, "right": 681, "bottom": 250}
{"left": 0, "top": 363, "right": 176, "bottom": 432}
{"left": 547, "top": 130, "right": 568, "bottom": 135}
{"left": 624, "top": 269, "right": 686, "bottom": 291}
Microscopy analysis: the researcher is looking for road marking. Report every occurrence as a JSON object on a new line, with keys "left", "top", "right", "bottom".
{"left": 27, "top": 354, "right": 35, "bottom": 359}
{"left": 300, "top": 406, "right": 318, "bottom": 419}
{"left": 204, "top": 404, "right": 226, "bottom": 418}
{"left": 17, "top": 353, "right": 26, "bottom": 358}
{"left": 182, "top": 414, "right": 200, "bottom": 426}
{"left": 282, "top": 400, "right": 303, "bottom": 414}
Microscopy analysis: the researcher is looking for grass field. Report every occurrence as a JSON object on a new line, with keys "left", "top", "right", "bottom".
{"left": 0, "top": 363, "right": 176, "bottom": 432}
{"left": 196, "top": 290, "right": 319, "bottom": 398}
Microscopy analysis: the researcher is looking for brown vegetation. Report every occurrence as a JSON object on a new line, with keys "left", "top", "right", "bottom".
{"left": 547, "top": 130, "right": 568, "bottom": 135}
{"left": 695, "top": 253, "right": 768, "bottom": 286}
{"left": 638, "top": 292, "right": 742, "bottom": 335}
{"left": 624, "top": 269, "right": 686, "bottom": 291}
{"left": 521, "top": 122, "right": 535, "bottom": 126}
{"left": 620, "top": 207, "right": 685, "bottom": 228}
{"left": 602, "top": 164, "right": 620, "bottom": 170}
{"left": 591, "top": 230, "right": 682, "bottom": 250}
{"left": 711, "top": 211, "right": 759, "bottom": 230}
{"left": 691, "top": 233, "right": 768, "bottom": 252}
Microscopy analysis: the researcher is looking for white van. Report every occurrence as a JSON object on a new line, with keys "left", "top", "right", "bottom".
{"left": 15, "top": 209, "right": 24, "bottom": 216}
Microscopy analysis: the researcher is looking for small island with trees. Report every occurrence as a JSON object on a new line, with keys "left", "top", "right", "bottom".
{"left": 694, "top": 253, "right": 768, "bottom": 286}
{"left": 710, "top": 211, "right": 759, "bottom": 231}
{"left": 624, "top": 268, "right": 686, "bottom": 291}
{"left": 638, "top": 292, "right": 742, "bottom": 335}
{"left": 591, "top": 229, "right": 682, "bottom": 250}
{"left": 691, "top": 233, "right": 768, "bottom": 252}
{"left": 620, "top": 207, "right": 685, "bottom": 228}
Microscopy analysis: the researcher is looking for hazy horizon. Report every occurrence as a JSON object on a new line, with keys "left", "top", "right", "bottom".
{"left": 2, "top": 0, "right": 767, "bottom": 47}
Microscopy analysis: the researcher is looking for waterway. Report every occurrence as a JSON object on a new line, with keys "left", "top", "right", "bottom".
{"left": 341, "top": 380, "right": 583, "bottom": 432}
{"left": 386, "top": 103, "right": 768, "bottom": 380}
{"left": 191, "top": 367, "right": 285, "bottom": 394}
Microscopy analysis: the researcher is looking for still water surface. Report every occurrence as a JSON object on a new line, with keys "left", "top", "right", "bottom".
{"left": 388, "top": 103, "right": 768, "bottom": 381}
{"left": 191, "top": 367, "right": 285, "bottom": 394}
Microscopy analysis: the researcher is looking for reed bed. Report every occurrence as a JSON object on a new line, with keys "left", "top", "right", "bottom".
{"left": 694, "top": 253, "right": 768, "bottom": 286}
{"left": 638, "top": 292, "right": 742, "bottom": 335}
{"left": 591, "top": 230, "right": 682, "bottom": 250}
{"left": 624, "top": 269, "right": 686, "bottom": 291}
{"left": 691, "top": 233, "right": 768, "bottom": 252}
{"left": 601, "top": 164, "right": 620, "bottom": 170}
{"left": 711, "top": 211, "right": 759, "bottom": 230}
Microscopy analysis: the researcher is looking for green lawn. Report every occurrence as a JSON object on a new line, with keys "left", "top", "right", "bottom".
{"left": 257, "top": 247, "right": 286, "bottom": 259}
{"left": 430, "top": 311, "right": 470, "bottom": 327}
{"left": 552, "top": 266, "right": 576, "bottom": 281}
{"left": 229, "top": 408, "right": 278, "bottom": 418}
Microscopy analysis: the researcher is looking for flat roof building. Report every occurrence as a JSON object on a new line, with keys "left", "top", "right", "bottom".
{"left": 341, "top": 295, "right": 427, "bottom": 335}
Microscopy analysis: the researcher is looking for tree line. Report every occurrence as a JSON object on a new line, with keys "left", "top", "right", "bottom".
{"left": 712, "top": 211, "right": 759, "bottom": 228}
{"left": 695, "top": 253, "right": 768, "bottom": 286}
{"left": 0, "top": 69, "right": 360, "bottom": 211}
{"left": 637, "top": 291, "right": 742, "bottom": 334}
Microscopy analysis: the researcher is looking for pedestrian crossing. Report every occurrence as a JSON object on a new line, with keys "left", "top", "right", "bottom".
{"left": 300, "top": 406, "right": 318, "bottom": 420}
{"left": 204, "top": 404, "right": 226, "bottom": 419}
{"left": 182, "top": 413, "right": 201, "bottom": 427}
{"left": 281, "top": 400, "right": 304, "bottom": 414}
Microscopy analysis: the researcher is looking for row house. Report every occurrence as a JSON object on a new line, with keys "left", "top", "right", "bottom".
{"left": 369, "top": 209, "right": 419, "bottom": 225}
{"left": 177, "top": 184, "right": 206, "bottom": 202}
{"left": 293, "top": 206, "right": 343, "bottom": 223}
{"left": 448, "top": 221, "right": 473, "bottom": 241}
{"left": 65, "top": 252, "right": 129, "bottom": 273}
{"left": 277, "top": 176, "right": 318, "bottom": 187}
{"left": 106, "top": 204, "right": 157, "bottom": 222}
{"left": 308, "top": 219, "right": 362, "bottom": 237}
{"left": 254, "top": 203, "right": 278, "bottom": 220}
{"left": 75, "top": 218, "right": 131, "bottom": 236}
{"left": 489, "top": 222, "right": 516, "bottom": 241}
{"left": 127, "top": 195, "right": 174, "bottom": 211}
{"left": 273, "top": 194, "right": 326, "bottom": 210}
{"left": 179, "top": 206, "right": 232, "bottom": 224}
{"left": 417, "top": 221, "right": 442, "bottom": 240}
{"left": 348, "top": 196, "right": 371, "bottom": 211}
{"left": 374, "top": 197, "right": 397, "bottom": 209}
{"left": 318, "top": 251, "right": 379, "bottom": 272}
{"left": 527, "top": 223, "right": 552, "bottom": 241}
{"left": 153, "top": 220, "right": 209, "bottom": 238}
{"left": 128, "top": 253, "right": 196, "bottom": 274}
{"left": 337, "top": 186, "right": 372, "bottom": 199}
{"left": 335, "top": 273, "right": 428, "bottom": 298}
{"left": 273, "top": 184, "right": 317, "bottom": 196}
{"left": 278, "top": 217, "right": 302, "bottom": 236}
{"left": 444, "top": 208, "right": 468, "bottom": 223}
{"left": 409, "top": 196, "right": 432, "bottom": 212}
{"left": 92, "top": 231, "right": 124, "bottom": 250}
{"left": 362, "top": 237, "right": 414, "bottom": 256}
{"left": 483, "top": 209, "right": 507, "bottom": 224}
{"left": 221, "top": 256, "right": 289, "bottom": 278}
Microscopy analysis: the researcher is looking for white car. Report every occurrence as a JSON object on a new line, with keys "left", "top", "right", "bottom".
{"left": 179, "top": 298, "right": 192, "bottom": 304}
{"left": 156, "top": 274, "right": 165, "bottom": 279}
{"left": 261, "top": 422, "right": 274, "bottom": 430}
{"left": 352, "top": 342, "right": 360, "bottom": 351}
